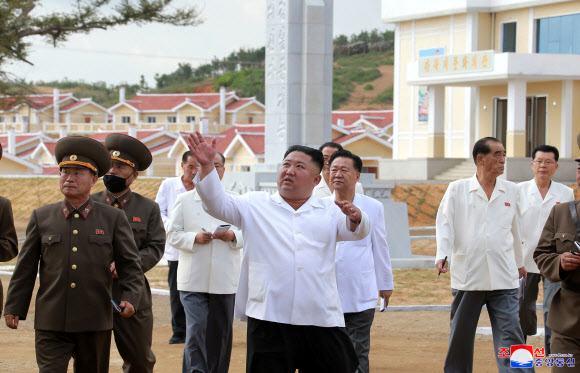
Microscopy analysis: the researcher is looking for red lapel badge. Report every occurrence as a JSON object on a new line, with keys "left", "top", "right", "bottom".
{"left": 133, "top": 217, "right": 141, "bottom": 222}
{"left": 96, "top": 229, "right": 104, "bottom": 235}
{"left": 505, "top": 202, "right": 511, "bottom": 207}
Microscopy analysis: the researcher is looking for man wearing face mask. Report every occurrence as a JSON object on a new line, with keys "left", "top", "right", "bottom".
{"left": 92, "top": 133, "right": 165, "bottom": 373}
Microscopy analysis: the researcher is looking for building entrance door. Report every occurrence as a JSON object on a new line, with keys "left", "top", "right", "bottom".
{"left": 494, "top": 97, "right": 546, "bottom": 157}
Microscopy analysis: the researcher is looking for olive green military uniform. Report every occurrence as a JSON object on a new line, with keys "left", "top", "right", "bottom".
{"left": 0, "top": 196, "right": 18, "bottom": 315}
{"left": 4, "top": 136, "right": 144, "bottom": 373}
{"left": 92, "top": 133, "right": 165, "bottom": 373}
{"left": 92, "top": 190, "right": 165, "bottom": 373}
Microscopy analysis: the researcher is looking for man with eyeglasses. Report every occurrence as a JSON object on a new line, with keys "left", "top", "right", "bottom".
{"left": 92, "top": 133, "right": 166, "bottom": 373}
{"left": 518, "top": 145, "right": 574, "bottom": 354}
{"left": 4, "top": 136, "right": 143, "bottom": 373}
{"left": 167, "top": 151, "right": 243, "bottom": 373}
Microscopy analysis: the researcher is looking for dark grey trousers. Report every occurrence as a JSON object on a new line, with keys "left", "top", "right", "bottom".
{"left": 519, "top": 272, "right": 560, "bottom": 355}
{"left": 344, "top": 308, "right": 375, "bottom": 373}
{"left": 180, "top": 291, "right": 235, "bottom": 373}
{"left": 168, "top": 260, "right": 186, "bottom": 338}
{"left": 444, "top": 288, "right": 530, "bottom": 373}
{"left": 113, "top": 307, "right": 156, "bottom": 373}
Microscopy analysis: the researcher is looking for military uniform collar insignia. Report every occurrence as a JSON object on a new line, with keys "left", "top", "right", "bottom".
{"left": 106, "top": 190, "right": 131, "bottom": 208}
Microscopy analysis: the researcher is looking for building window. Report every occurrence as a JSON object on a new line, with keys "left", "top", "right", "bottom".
{"left": 167, "top": 116, "right": 177, "bottom": 123}
{"left": 248, "top": 116, "right": 254, "bottom": 124}
{"left": 536, "top": 13, "right": 580, "bottom": 54}
{"left": 11, "top": 116, "right": 17, "bottom": 123}
{"left": 502, "top": 22, "right": 517, "bottom": 52}
{"left": 185, "top": 116, "right": 196, "bottom": 123}
{"left": 121, "top": 116, "right": 131, "bottom": 123}
{"left": 146, "top": 116, "right": 157, "bottom": 123}
{"left": 240, "top": 165, "right": 251, "bottom": 172}
{"left": 22, "top": 116, "right": 29, "bottom": 124}
{"left": 0, "top": 117, "right": 4, "bottom": 123}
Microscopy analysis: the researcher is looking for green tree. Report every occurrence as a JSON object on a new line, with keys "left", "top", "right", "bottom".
{"left": 0, "top": 0, "right": 203, "bottom": 94}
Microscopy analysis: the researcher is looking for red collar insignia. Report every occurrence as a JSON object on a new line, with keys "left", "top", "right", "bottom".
{"left": 133, "top": 217, "right": 141, "bottom": 222}
{"left": 95, "top": 229, "right": 104, "bottom": 235}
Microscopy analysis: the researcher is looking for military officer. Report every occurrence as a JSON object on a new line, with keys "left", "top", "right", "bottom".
{"left": 4, "top": 136, "right": 144, "bottom": 373}
{"left": 0, "top": 143, "right": 18, "bottom": 315}
{"left": 92, "top": 133, "right": 165, "bottom": 373}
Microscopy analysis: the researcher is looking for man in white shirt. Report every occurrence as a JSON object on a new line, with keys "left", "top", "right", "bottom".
{"left": 312, "top": 142, "right": 363, "bottom": 198}
{"left": 328, "top": 149, "right": 394, "bottom": 373}
{"left": 167, "top": 151, "right": 243, "bottom": 373}
{"left": 517, "top": 145, "right": 574, "bottom": 355}
{"left": 186, "top": 131, "right": 370, "bottom": 373}
{"left": 436, "top": 137, "right": 527, "bottom": 373}
{"left": 155, "top": 151, "right": 198, "bottom": 344}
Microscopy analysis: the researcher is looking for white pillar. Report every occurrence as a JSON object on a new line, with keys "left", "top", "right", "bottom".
{"left": 53, "top": 88, "right": 60, "bottom": 125}
{"left": 200, "top": 117, "right": 209, "bottom": 134}
{"left": 219, "top": 87, "right": 226, "bottom": 126}
{"left": 8, "top": 126, "right": 16, "bottom": 154}
{"left": 561, "top": 80, "right": 573, "bottom": 158}
{"left": 129, "top": 123, "right": 137, "bottom": 138}
{"left": 427, "top": 85, "right": 445, "bottom": 157}
{"left": 119, "top": 86, "right": 126, "bottom": 103}
{"left": 59, "top": 124, "right": 67, "bottom": 139}
{"left": 506, "top": 79, "right": 527, "bottom": 157}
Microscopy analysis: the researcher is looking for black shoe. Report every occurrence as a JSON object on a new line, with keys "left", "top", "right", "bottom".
{"left": 169, "top": 335, "right": 185, "bottom": 344}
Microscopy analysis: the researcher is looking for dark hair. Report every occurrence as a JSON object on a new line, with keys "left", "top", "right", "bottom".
{"left": 283, "top": 145, "right": 324, "bottom": 173}
{"left": 319, "top": 141, "right": 343, "bottom": 152}
{"left": 472, "top": 137, "right": 501, "bottom": 165}
{"left": 216, "top": 151, "right": 226, "bottom": 165}
{"left": 532, "top": 145, "right": 559, "bottom": 162}
{"left": 328, "top": 149, "right": 363, "bottom": 172}
{"left": 182, "top": 151, "right": 196, "bottom": 163}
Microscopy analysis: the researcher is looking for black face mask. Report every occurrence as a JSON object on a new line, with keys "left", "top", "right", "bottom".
{"left": 103, "top": 174, "right": 129, "bottom": 194}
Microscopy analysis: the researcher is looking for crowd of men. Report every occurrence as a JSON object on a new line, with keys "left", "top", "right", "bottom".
{"left": 0, "top": 133, "right": 393, "bottom": 373}
{"left": 1, "top": 131, "right": 579, "bottom": 372}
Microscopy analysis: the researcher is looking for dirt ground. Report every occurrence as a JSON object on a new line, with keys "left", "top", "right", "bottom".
{"left": 0, "top": 272, "right": 551, "bottom": 372}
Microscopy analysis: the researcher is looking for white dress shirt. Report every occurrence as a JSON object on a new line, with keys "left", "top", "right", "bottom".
{"left": 193, "top": 169, "right": 370, "bottom": 327}
{"left": 331, "top": 193, "right": 394, "bottom": 313}
{"left": 517, "top": 179, "right": 574, "bottom": 273}
{"left": 167, "top": 189, "right": 244, "bottom": 294}
{"left": 435, "top": 174, "right": 524, "bottom": 291}
{"left": 312, "top": 177, "right": 364, "bottom": 198}
{"left": 155, "top": 176, "right": 188, "bottom": 261}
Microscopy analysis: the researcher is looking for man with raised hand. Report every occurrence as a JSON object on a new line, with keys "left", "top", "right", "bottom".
{"left": 186, "top": 131, "right": 370, "bottom": 373}
{"left": 4, "top": 136, "right": 143, "bottom": 373}
{"left": 436, "top": 137, "right": 527, "bottom": 373}
{"left": 328, "top": 149, "right": 394, "bottom": 373}
{"left": 92, "top": 133, "right": 165, "bottom": 373}
{"left": 517, "top": 145, "right": 573, "bottom": 354}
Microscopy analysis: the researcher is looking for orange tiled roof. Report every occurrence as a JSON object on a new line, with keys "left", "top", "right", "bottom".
{"left": 0, "top": 95, "right": 74, "bottom": 111}
{"left": 122, "top": 93, "right": 237, "bottom": 111}
{"left": 332, "top": 110, "right": 393, "bottom": 128}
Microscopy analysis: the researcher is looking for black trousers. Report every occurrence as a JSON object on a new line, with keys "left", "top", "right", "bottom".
{"left": 246, "top": 317, "right": 358, "bottom": 373}
{"left": 35, "top": 329, "right": 111, "bottom": 373}
{"left": 113, "top": 307, "right": 156, "bottom": 373}
{"left": 167, "top": 260, "right": 186, "bottom": 338}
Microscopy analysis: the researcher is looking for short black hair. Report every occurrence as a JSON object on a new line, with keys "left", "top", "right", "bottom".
{"left": 472, "top": 137, "right": 501, "bottom": 165}
{"left": 216, "top": 151, "right": 226, "bottom": 165}
{"left": 283, "top": 145, "right": 324, "bottom": 174}
{"left": 532, "top": 145, "right": 559, "bottom": 162}
{"left": 182, "top": 151, "right": 196, "bottom": 163}
{"left": 328, "top": 149, "right": 363, "bottom": 172}
{"left": 319, "top": 141, "right": 343, "bottom": 152}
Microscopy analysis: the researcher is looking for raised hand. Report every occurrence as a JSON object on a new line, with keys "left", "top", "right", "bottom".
{"left": 334, "top": 200, "right": 362, "bottom": 222}
{"left": 186, "top": 131, "right": 217, "bottom": 166}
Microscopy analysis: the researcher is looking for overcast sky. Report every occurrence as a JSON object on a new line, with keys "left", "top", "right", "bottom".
{"left": 5, "top": 0, "right": 392, "bottom": 87}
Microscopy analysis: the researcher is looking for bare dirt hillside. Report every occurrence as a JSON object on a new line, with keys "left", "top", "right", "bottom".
{"left": 338, "top": 64, "right": 394, "bottom": 111}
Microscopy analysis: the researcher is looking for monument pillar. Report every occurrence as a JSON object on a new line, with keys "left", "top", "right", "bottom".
{"left": 262, "top": 0, "right": 333, "bottom": 169}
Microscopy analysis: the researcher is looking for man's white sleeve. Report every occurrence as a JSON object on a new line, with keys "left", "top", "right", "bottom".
{"left": 435, "top": 183, "right": 455, "bottom": 263}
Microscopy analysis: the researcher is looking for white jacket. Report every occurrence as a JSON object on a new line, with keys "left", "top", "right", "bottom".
{"left": 517, "top": 179, "right": 574, "bottom": 273}
{"left": 332, "top": 193, "right": 394, "bottom": 313}
{"left": 167, "top": 189, "right": 243, "bottom": 294}
{"left": 155, "top": 176, "right": 188, "bottom": 261}
{"left": 436, "top": 174, "right": 524, "bottom": 291}
{"left": 193, "top": 169, "right": 370, "bottom": 327}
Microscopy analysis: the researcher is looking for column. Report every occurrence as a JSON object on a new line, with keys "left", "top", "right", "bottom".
{"left": 506, "top": 79, "right": 527, "bottom": 157}
{"left": 560, "top": 80, "right": 573, "bottom": 158}
{"left": 427, "top": 85, "right": 445, "bottom": 157}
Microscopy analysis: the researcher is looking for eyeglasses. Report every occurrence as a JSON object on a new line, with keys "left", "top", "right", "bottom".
{"left": 533, "top": 160, "right": 556, "bottom": 166}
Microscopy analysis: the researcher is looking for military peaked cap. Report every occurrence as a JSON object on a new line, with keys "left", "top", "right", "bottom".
{"left": 104, "top": 133, "right": 152, "bottom": 171}
{"left": 55, "top": 136, "right": 111, "bottom": 177}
